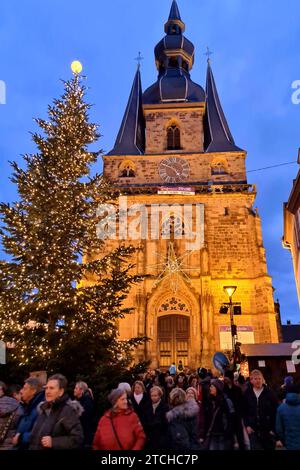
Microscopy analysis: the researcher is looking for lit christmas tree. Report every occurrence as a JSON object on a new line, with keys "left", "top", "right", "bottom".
{"left": 0, "top": 71, "right": 144, "bottom": 382}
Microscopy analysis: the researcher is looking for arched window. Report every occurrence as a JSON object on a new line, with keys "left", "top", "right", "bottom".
{"left": 167, "top": 125, "right": 181, "bottom": 150}
{"left": 119, "top": 160, "right": 136, "bottom": 178}
{"left": 161, "top": 215, "right": 185, "bottom": 240}
{"left": 168, "top": 24, "right": 181, "bottom": 35}
{"left": 211, "top": 158, "right": 228, "bottom": 175}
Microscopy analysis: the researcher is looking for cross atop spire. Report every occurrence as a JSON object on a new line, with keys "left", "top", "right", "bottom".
{"left": 204, "top": 46, "right": 213, "bottom": 64}
{"left": 134, "top": 51, "right": 144, "bottom": 70}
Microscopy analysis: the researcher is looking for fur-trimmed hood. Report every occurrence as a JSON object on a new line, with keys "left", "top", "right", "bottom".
{"left": 166, "top": 399, "right": 199, "bottom": 423}
{"left": 37, "top": 395, "right": 84, "bottom": 417}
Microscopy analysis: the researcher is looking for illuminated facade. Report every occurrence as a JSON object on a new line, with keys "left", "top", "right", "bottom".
{"left": 95, "top": 1, "right": 279, "bottom": 368}
{"left": 283, "top": 152, "right": 300, "bottom": 305}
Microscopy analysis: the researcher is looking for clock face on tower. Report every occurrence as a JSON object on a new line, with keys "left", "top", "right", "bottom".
{"left": 158, "top": 157, "right": 190, "bottom": 183}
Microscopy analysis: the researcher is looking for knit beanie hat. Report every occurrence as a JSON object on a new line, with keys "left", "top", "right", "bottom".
{"left": 210, "top": 379, "right": 224, "bottom": 394}
{"left": 108, "top": 388, "right": 124, "bottom": 406}
{"left": 284, "top": 376, "right": 294, "bottom": 386}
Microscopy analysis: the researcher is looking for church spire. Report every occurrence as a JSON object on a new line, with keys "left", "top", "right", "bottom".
{"left": 164, "top": 0, "right": 185, "bottom": 34}
{"left": 107, "top": 67, "right": 145, "bottom": 156}
{"left": 204, "top": 61, "right": 242, "bottom": 153}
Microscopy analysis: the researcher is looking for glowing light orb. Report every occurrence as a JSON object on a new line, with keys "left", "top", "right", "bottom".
{"left": 71, "top": 60, "right": 83, "bottom": 74}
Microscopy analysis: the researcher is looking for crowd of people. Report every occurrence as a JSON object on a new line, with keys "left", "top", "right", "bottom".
{"left": 0, "top": 366, "right": 300, "bottom": 451}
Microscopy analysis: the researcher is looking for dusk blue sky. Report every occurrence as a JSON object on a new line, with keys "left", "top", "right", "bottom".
{"left": 0, "top": 0, "right": 300, "bottom": 323}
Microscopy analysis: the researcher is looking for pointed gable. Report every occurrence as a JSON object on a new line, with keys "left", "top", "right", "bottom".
{"left": 107, "top": 68, "right": 145, "bottom": 156}
{"left": 204, "top": 61, "right": 243, "bottom": 153}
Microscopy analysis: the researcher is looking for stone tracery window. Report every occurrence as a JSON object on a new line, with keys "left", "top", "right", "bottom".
{"left": 158, "top": 296, "right": 190, "bottom": 314}
{"left": 167, "top": 124, "right": 181, "bottom": 150}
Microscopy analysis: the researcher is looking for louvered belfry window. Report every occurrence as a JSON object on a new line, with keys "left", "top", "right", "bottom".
{"left": 167, "top": 125, "right": 181, "bottom": 150}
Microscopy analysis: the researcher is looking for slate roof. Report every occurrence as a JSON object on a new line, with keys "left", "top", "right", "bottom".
{"left": 107, "top": 68, "right": 145, "bottom": 156}
{"left": 204, "top": 61, "right": 243, "bottom": 153}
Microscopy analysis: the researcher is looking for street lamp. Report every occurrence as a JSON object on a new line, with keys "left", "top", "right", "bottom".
{"left": 223, "top": 285, "right": 237, "bottom": 359}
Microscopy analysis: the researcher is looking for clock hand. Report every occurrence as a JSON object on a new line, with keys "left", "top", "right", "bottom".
{"left": 161, "top": 163, "right": 181, "bottom": 176}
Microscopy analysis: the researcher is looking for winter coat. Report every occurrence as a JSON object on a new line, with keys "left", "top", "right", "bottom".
{"left": 131, "top": 393, "right": 150, "bottom": 430}
{"left": 242, "top": 385, "right": 278, "bottom": 433}
{"left": 93, "top": 407, "right": 146, "bottom": 450}
{"left": 166, "top": 399, "right": 202, "bottom": 451}
{"left": 143, "top": 399, "right": 169, "bottom": 449}
{"left": 15, "top": 391, "right": 45, "bottom": 450}
{"left": 204, "top": 395, "right": 235, "bottom": 438}
{"left": 0, "top": 396, "right": 23, "bottom": 450}
{"left": 29, "top": 394, "right": 84, "bottom": 450}
{"left": 77, "top": 391, "right": 95, "bottom": 446}
{"left": 276, "top": 393, "right": 300, "bottom": 450}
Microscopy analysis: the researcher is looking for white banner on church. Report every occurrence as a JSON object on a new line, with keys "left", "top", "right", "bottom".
{"left": 219, "top": 326, "right": 254, "bottom": 350}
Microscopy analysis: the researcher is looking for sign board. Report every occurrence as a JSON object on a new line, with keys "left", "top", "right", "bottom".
{"left": 158, "top": 186, "right": 195, "bottom": 195}
{"left": 0, "top": 341, "right": 6, "bottom": 364}
{"left": 219, "top": 326, "right": 254, "bottom": 350}
{"left": 286, "top": 360, "right": 296, "bottom": 373}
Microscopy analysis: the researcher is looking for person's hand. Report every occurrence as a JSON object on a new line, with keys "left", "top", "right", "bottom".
{"left": 41, "top": 436, "right": 52, "bottom": 448}
{"left": 246, "top": 426, "right": 254, "bottom": 434}
{"left": 11, "top": 433, "right": 20, "bottom": 445}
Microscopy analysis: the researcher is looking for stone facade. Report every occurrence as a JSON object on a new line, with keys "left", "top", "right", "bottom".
{"left": 90, "top": 183, "right": 279, "bottom": 369}
{"left": 87, "top": 3, "right": 280, "bottom": 369}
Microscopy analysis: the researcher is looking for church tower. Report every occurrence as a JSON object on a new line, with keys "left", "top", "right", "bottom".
{"left": 100, "top": 1, "right": 279, "bottom": 368}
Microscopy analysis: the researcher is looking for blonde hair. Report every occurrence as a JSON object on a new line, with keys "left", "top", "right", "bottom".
{"left": 150, "top": 386, "right": 163, "bottom": 398}
{"left": 185, "top": 387, "right": 197, "bottom": 400}
{"left": 169, "top": 387, "right": 186, "bottom": 406}
{"left": 250, "top": 369, "right": 264, "bottom": 378}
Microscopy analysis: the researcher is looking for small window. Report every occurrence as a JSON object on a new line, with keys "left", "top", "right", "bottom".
{"left": 119, "top": 160, "right": 136, "bottom": 178}
{"left": 211, "top": 158, "right": 228, "bottom": 175}
{"left": 167, "top": 125, "right": 181, "bottom": 150}
{"left": 168, "top": 24, "right": 181, "bottom": 35}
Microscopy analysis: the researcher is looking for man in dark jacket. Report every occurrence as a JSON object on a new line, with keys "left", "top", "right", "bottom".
{"left": 243, "top": 369, "right": 278, "bottom": 450}
{"left": 12, "top": 377, "right": 44, "bottom": 450}
{"left": 276, "top": 383, "right": 300, "bottom": 450}
{"left": 74, "top": 381, "right": 95, "bottom": 447}
{"left": 29, "top": 374, "right": 84, "bottom": 450}
{"left": 224, "top": 370, "right": 245, "bottom": 449}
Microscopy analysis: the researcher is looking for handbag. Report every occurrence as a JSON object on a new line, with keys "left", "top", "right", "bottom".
{"left": 203, "top": 407, "right": 220, "bottom": 450}
{"left": 109, "top": 415, "right": 124, "bottom": 450}
{"left": 0, "top": 411, "right": 16, "bottom": 444}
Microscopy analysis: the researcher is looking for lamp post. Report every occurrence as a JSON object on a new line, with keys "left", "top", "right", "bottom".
{"left": 223, "top": 285, "right": 237, "bottom": 360}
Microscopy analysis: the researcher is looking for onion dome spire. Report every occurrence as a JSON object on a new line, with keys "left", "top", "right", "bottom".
{"left": 143, "top": 1, "right": 205, "bottom": 104}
